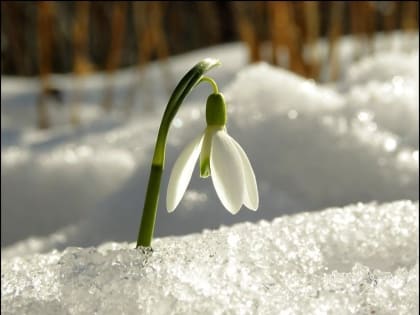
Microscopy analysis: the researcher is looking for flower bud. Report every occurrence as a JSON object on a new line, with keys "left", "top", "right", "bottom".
{"left": 206, "top": 93, "right": 227, "bottom": 126}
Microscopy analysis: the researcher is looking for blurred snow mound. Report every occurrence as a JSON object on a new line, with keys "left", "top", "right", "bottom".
{"left": 2, "top": 58, "right": 419, "bottom": 251}
{"left": 345, "top": 50, "right": 419, "bottom": 85}
{"left": 2, "top": 200, "right": 418, "bottom": 315}
{"left": 226, "top": 62, "right": 345, "bottom": 114}
{"left": 345, "top": 77, "right": 419, "bottom": 148}
{"left": 1, "top": 145, "right": 136, "bottom": 245}
{"left": 2, "top": 37, "right": 419, "bottom": 250}
{"left": 224, "top": 62, "right": 418, "bottom": 209}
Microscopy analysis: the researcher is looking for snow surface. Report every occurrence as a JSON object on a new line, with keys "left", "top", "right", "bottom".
{"left": 2, "top": 201, "right": 418, "bottom": 314}
{"left": 1, "top": 32, "right": 419, "bottom": 315}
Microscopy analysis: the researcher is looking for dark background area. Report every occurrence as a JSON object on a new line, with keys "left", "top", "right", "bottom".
{"left": 2, "top": 1, "right": 418, "bottom": 77}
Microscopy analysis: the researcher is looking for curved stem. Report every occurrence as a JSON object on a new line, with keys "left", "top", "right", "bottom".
{"left": 136, "top": 58, "right": 221, "bottom": 248}
{"left": 200, "top": 76, "right": 219, "bottom": 94}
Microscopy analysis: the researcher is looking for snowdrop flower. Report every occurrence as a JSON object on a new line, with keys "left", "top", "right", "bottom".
{"left": 167, "top": 93, "right": 259, "bottom": 214}
{"left": 137, "top": 59, "right": 258, "bottom": 247}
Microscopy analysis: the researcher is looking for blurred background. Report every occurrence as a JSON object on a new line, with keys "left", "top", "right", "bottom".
{"left": 2, "top": 1, "right": 419, "bottom": 75}
{"left": 1, "top": 1, "right": 418, "bottom": 129}
{"left": 2, "top": 1, "right": 419, "bottom": 130}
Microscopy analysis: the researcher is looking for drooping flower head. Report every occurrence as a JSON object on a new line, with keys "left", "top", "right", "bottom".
{"left": 167, "top": 93, "right": 259, "bottom": 214}
{"left": 136, "top": 59, "right": 258, "bottom": 248}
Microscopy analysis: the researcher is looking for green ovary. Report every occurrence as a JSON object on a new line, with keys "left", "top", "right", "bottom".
{"left": 206, "top": 93, "right": 227, "bottom": 126}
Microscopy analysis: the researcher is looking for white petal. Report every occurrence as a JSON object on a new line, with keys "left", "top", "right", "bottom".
{"left": 210, "top": 130, "right": 245, "bottom": 214}
{"left": 230, "top": 138, "right": 259, "bottom": 210}
{"left": 166, "top": 134, "right": 203, "bottom": 212}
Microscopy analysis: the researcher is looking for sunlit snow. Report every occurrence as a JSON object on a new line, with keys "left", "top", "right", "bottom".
{"left": 2, "top": 201, "right": 418, "bottom": 314}
{"left": 1, "top": 34, "right": 419, "bottom": 314}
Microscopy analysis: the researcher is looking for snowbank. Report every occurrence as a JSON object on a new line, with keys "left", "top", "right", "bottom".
{"left": 2, "top": 41, "right": 419, "bottom": 250}
{"left": 2, "top": 201, "right": 418, "bottom": 314}
{"left": 1, "top": 31, "right": 419, "bottom": 315}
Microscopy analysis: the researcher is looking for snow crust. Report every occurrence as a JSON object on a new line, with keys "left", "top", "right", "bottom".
{"left": 2, "top": 201, "right": 418, "bottom": 314}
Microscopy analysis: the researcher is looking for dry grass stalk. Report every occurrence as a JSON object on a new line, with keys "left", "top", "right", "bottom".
{"left": 73, "top": 2, "right": 92, "bottom": 75}
{"left": 125, "top": 2, "right": 171, "bottom": 115}
{"left": 382, "top": 1, "right": 397, "bottom": 32}
{"left": 269, "top": 1, "right": 286, "bottom": 66}
{"left": 350, "top": 2, "right": 376, "bottom": 60}
{"left": 302, "top": 1, "right": 320, "bottom": 79}
{"left": 364, "top": 2, "right": 376, "bottom": 54}
{"left": 37, "top": 1, "right": 55, "bottom": 129}
{"left": 270, "top": 2, "right": 306, "bottom": 76}
{"left": 286, "top": 3, "right": 306, "bottom": 76}
{"left": 102, "top": 2, "right": 128, "bottom": 112}
{"left": 2, "top": 3, "right": 28, "bottom": 75}
{"left": 71, "top": 1, "right": 92, "bottom": 126}
{"left": 327, "top": 1, "right": 344, "bottom": 82}
{"left": 232, "top": 2, "right": 261, "bottom": 62}
{"left": 401, "top": 1, "right": 418, "bottom": 31}
{"left": 196, "top": 2, "right": 221, "bottom": 45}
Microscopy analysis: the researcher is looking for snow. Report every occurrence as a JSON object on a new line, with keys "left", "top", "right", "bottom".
{"left": 1, "top": 32, "right": 419, "bottom": 314}
{"left": 345, "top": 50, "right": 419, "bottom": 86}
{"left": 2, "top": 35, "right": 419, "bottom": 250}
{"left": 2, "top": 201, "right": 418, "bottom": 314}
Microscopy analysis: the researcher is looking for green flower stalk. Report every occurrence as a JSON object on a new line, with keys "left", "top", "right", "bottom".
{"left": 136, "top": 58, "right": 220, "bottom": 247}
{"left": 136, "top": 58, "right": 259, "bottom": 248}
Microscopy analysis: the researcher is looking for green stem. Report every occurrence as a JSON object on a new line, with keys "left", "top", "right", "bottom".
{"left": 137, "top": 164, "right": 162, "bottom": 247}
{"left": 136, "top": 58, "right": 221, "bottom": 248}
{"left": 200, "top": 76, "right": 219, "bottom": 94}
